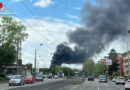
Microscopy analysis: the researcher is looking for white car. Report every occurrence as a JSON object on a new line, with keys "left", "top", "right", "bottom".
{"left": 9, "top": 75, "right": 25, "bottom": 86}
{"left": 36, "top": 74, "right": 43, "bottom": 81}
{"left": 115, "top": 77, "right": 125, "bottom": 85}
{"left": 112, "top": 77, "right": 117, "bottom": 82}
{"left": 53, "top": 75, "right": 58, "bottom": 79}
{"left": 125, "top": 80, "right": 130, "bottom": 90}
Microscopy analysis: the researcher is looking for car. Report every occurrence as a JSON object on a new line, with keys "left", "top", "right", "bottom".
{"left": 53, "top": 75, "right": 59, "bottom": 79}
{"left": 112, "top": 77, "right": 117, "bottom": 82}
{"left": 9, "top": 75, "right": 25, "bottom": 86}
{"left": 99, "top": 75, "right": 107, "bottom": 83}
{"left": 6, "top": 74, "right": 13, "bottom": 79}
{"left": 24, "top": 75, "right": 35, "bottom": 84}
{"left": 47, "top": 75, "right": 53, "bottom": 79}
{"left": 115, "top": 77, "right": 125, "bottom": 85}
{"left": 35, "top": 74, "right": 43, "bottom": 81}
{"left": 125, "top": 80, "right": 130, "bottom": 90}
{"left": 43, "top": 75, "right": 48, "bottom": 78}
{"left": 88, "top": 76, "right": 94, "bottom": 81}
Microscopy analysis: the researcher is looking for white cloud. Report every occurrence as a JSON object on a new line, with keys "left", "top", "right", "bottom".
{"left": 11, "top": 0, "right": 22, "bottom": 2}
{"left": 11, "top": 0, "right": 33, "bottom": 3}
{"left": 34, "top": 0, "right": 54, "bottom": 8}
{"left": 65, "top": 13, "right": 80, "bottom": 20}
{"left": 93, "top": 36, "right": 128, "bottom": 63}
{"left": 74, "top": 7, "right": 81, "bottom": 10}
{"left": 19, "top": 17, "right": 79, "bottom": 68}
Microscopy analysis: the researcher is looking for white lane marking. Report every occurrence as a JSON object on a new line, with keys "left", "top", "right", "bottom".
{"left": 68, "top": 85, "right": 80, "bottom": 90}
{"left": 95, "top": 79, "right": 100, "bottom": 90}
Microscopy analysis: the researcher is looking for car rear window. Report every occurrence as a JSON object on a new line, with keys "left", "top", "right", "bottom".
{"left": 119, "top": 77, "right": 124, "bottom": 79}
{"left": 26, "top": 75, "right": 32, "bottom": 78}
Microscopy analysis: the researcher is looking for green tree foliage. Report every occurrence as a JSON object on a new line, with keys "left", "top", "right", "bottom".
{"left": 0, "top": 16, "right": 28, "bottom": 68}
{"left": 83, "top": 59, "right": 95, "bottom": 76}
{"left": 40, "top": 66, "right": 81, "bottom": 76}
{"left": 26, "top": 63, "right": 32, "bottom": 70}
{"left": 108, "top": 49, "right": 118, "bottom": 75}
{"left": 95, "top": 61, "right": 107, "bottom": 77}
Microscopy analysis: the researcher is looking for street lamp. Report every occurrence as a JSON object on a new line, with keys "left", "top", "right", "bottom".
{"left": 34, "top": 43, "right": 43, "bottom": 75}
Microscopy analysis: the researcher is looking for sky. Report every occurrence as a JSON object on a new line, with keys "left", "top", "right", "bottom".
{"left": 0, "top": 0, "right": 89, "bottom": 69}
{"left": 0, "top": 0, "right": 128, "bottom": 69}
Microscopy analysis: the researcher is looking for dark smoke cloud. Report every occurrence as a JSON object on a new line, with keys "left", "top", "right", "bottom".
{"left": 51, "top": 0, "right": 130, "bottom": 67}
{"left": 50, "top": 43, "right": 87, "bottom": 68}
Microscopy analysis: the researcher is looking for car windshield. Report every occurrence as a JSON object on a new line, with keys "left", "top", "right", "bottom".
{"left": 37, "top": 75, "right": 42, "bottom": 77}
{"left": 11, "top": 75, "right": 21, "bottom": 79}
{"left": 99, "top": 75, "right": 106, "bottom": 78}
{"left": 26, "top": 75, "right": 32, "bottom": 78}
{"left": 119, "top": 77, "right": 124, "bottom": 79}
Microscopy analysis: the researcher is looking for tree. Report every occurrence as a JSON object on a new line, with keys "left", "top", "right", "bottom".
{"left": 0, "top": 16, "right": 28, "bottom": 69}
{"left": 26, "top": 63, "right": 32, "bottom": 70}
{"left": 94, "top": 61, "right": 107, "bottom": 77}
{"left": 108, "top": 49, "right": 118, "bottom": 75}
{"left": 83, "top": 59, "right": 95, "bottom": 76}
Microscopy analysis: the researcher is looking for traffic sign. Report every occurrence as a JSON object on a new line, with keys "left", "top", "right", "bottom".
{"left": 0, "top": 2, "right": 3, "bottom": 8}
{"left": 106, "top": 60, "right": 112, "bottom": 65}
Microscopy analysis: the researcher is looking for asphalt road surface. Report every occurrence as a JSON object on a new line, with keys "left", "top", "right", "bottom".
{"left": 72, "top": 79, "right": 125, "bottom": 90}
{"left": 7, "top": 79, "right": 82, "bottom": 90}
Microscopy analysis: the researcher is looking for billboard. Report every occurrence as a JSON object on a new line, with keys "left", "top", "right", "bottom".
{"left": 106, "top": 59, "right": 112, "bottom": 65}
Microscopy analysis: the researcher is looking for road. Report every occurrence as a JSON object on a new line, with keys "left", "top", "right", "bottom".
{"left": 72, "top": 79, "right": 125, "bottom": 90}
{"left": 0, "top": 78, "right": 64, "bottom": 90}
{"left": 5, "top": 79, "right": 82, "bottom": 90}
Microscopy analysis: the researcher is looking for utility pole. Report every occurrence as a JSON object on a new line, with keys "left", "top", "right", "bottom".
{"left": 16, "top": 39, "right": 19, "bottom": 75}
{"left": 34, "top": 49, "right": 37, "bottom": 75}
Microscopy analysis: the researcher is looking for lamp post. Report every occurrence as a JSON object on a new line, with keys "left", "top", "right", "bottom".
{"left": 34, "top": 43, "right": 43, "bottom": 75}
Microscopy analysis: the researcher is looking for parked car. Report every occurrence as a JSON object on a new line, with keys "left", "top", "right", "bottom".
{"left": 35, "top": 74, "right": 43, "bottom": 81}
{"left": 88, "top": 76, "right": 94, "bottom": 81}
{"left": 112, "top": 77, "right": 117, "bottom": 82}
{"left": 53, "top": 75, "right": 58, "bottom": 79}
{"left": 125, "top": 80, "right": 130, "bottom": 90}
{"left": 9, "top": 75, "right": 25, "bottom": 86}
{"left": 115, "top": 77, "right": 125, "bottom": 85}
{"left": 24, "top": 75, "right": 35, "bottom": 84}
{"left": 99, "top": 75, "right": 107, "bottom": 83}
{"left": 6, "top": 74, "right": 13, "bottom": 80}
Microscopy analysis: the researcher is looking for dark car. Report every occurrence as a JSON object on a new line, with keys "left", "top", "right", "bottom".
{"left": 88, "top": 76, "right": 94, "bottom": 81}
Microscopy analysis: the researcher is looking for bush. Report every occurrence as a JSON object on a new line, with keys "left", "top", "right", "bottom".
{"left": 0, "top": 74, "right": 7, "bottom": 81}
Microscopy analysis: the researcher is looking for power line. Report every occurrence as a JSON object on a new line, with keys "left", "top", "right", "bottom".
{"left": 3, "top": 4, "right": 55, "bottom": 48}
{"left": 21, "top": 0, "right": 60, "bottom": 43}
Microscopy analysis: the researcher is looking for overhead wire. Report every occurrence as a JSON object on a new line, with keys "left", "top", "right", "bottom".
{"left": 2, "top": 4, "right": 55, "bottom": 48}
{"left": 21, "top": 0, "right": 60, "bottom": 43}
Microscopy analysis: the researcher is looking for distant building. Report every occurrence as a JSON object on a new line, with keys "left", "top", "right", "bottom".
{"left": 2, "top": 64, "right": 31, "bottom": 75}
{"left": 122, "top": 51, "right": 130, "bottom": 76}
{"left": 116, "top": 53, "right": 124, "bottom": 75}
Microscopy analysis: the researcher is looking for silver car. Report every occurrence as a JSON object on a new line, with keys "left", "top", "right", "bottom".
{"left": 115, "top": 77, "right": 125, "bottom": 85}
{"left": 35, "top": 74, "right": 43, "bottom": 81}
{"left": 9, "top": 75, "right": 25, "bottom": 86}
{"left": 112, "top": 77, "right": 117, "bottom": 82}
{"left": 125, "top": 80, "right": 130, "bottom": 90}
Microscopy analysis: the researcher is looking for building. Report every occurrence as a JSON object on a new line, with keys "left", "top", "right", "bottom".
{"left": 2, "top": 64, "right": 31, "bottom": 75}
{"left": 116, "top": 53, "right": 124, "bottom": 75}
{"left": 122, "top": 51, "right": 130, "bottom": 76}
